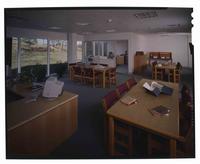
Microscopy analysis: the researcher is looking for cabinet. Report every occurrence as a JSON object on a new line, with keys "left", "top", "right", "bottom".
{"left": 134, "top": 55, "right": 146, "bottom": 74}
{"left": 116, "top": 56, "right": 124, "bottom": 65}
{"left": 7, "top": 87, "right": 78, "bottom": 156}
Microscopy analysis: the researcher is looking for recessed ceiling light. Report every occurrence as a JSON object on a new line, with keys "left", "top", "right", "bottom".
{"left": 106, "top": 29, "right": 116, "bottom": 33}
{"left": 76, "top": 22, "right": 90, "bottom": 26}
{"left": 48, "top": 26, "right": 62, "bottom": 30}
{"left": 107, "top": 19, "right": 112, "bottom": 23}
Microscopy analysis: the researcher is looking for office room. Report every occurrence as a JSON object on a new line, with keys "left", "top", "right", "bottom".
{"left": 1, "top": 0, "right": 200, "bottom": 161}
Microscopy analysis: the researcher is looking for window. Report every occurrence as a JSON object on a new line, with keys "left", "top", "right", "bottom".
{"left": 85, "top": 41, "right": 107, "bottom": 57}
{"left": 20, "top": 38, "right": 47, "bottom": 67}
{"left": 95, "top": 41, "right": 103, "bottom": 56}
{"left": 86, "top": 41, "right": 93, "bottom": 57}
{"left": 103, "top": 42, "right": 108, "bottom": 56}
{"left": 77, "top": 41, "right": 83, "bottom": 61}
{"left": 49, "top": 40, "right": 67, "bottom": 64}
{"left": 49, "top": 40, "right": 67, "bottom": 75}
{"left": 20, "top": 38, "right": 47, "bottom": 81}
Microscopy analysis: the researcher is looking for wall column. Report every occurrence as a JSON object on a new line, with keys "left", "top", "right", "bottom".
{"left": 17, "top": 37, "right": 21, "bottom": 74}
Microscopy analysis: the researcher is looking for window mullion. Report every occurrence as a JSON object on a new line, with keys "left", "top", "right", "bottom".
{"left": 47, "top": 39, "right": 50, "bottom": 76}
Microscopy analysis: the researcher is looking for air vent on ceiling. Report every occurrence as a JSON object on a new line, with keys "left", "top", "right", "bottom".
{"left": 167, "top": 24, "right": 181, "bottom": 27}
{"left": 134, "top": 11, "right": 158, "bottom": 19}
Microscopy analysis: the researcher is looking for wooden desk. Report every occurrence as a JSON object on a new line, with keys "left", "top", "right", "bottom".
{"left": 155, "top": 64, "right": 176, "bottom": 82}
{"left": 7, "top": 85, "right": 78, "bottom": 156}
{"left": 107, "top": 79, "right": 179, "bottom": 157}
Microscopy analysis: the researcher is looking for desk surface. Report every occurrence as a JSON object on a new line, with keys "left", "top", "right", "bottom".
{"left": 107, "top": 79, "right": 179, "bottom": 139}
{"left": 7, "top": 86, "right": 78, "bottom": 131}
{"left": 155, "top": 64, "right": 176, "bottom": 70}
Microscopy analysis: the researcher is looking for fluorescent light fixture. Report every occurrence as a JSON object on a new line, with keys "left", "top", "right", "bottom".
{"left": 81, "top": 32, "right": 92, "bottom": 35}
{"left": 134, "top": 11, "right": 158, "bottom": 19}
{"left": 76, "top": 22, "right": 90, "bottom": 26}
{"left": 48, "top": 26, "right": 62, "bottom": 30}
{"left": 106, "top": 29, "right": 116, "bottom": 33}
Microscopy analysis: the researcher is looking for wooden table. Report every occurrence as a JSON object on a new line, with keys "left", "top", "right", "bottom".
{"left": 106, "top": 79, "right": 179, "bottom": 157}
{"left": 70, "top": 64, "right": 113, "bottom": 88}
{"left": 93, "top": 66, "right": 112, "bottom": 88}
{"left": 155, "top": 64, "right": 176, "bottom": 81}
{"left": 7, "top": 84, "right": 78, "bottom": 156}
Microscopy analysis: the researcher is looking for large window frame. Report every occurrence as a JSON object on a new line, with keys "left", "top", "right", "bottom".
{"left": 85, "top": 41, "right": 108, "bottom": 57}
{"left": 11, "top": 37, "right": 68, "bottom": 77}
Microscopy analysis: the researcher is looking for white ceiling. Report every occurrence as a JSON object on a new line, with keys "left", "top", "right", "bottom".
{"left": 5, "top": 8, "right": 193, "bottom": 35}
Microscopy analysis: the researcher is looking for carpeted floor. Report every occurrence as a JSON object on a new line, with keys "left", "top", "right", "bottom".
{"left": 49, "top": 65, "right": 194, "bottom": 159}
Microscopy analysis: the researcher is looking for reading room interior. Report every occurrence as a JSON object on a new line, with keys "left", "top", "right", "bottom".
{"left": 5, "top": 7, "right": 194, "bottom": 159}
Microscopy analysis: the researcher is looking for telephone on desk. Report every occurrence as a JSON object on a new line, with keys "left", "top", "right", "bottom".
{"left": 25, "top": 77, "right": 64, "bottom": 103}
{"left": 42, "top": 77, "right": 64, "bottom": 98}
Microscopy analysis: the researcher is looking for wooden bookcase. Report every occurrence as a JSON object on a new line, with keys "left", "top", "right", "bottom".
{"left": 134, "top": 54, "right": 146, "bottom": 74}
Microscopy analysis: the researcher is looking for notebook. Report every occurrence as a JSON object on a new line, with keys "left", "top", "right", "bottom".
{"left": 120, "top": 96, "right": 137, "bottom": 105}
{"left": 149, "top": 105, "right": 171, "bottom": 116}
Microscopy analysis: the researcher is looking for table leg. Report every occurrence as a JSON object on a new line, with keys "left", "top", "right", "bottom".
{"left": 155, "top": 68, "right": 157, "bottom": 80}
{"left": 173, "top": 69, "right": 176, "bottom": 83}
{"left": 108, "top": 116, "right": 115, "bottom": 155}
{"left": 103, "top": 71, "right": 106, "bottom": 88}
{"left": 169, "top": 139, "right": 176, "bottom": 158}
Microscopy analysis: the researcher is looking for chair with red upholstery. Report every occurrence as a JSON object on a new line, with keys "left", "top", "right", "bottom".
{"left": 102, "top": 90, "right": 119, "bottom": 112}
{"left": 102, "top": 90, "right": 133, "bottom": 156}
{"left": 126, "top": 78, "right": 137, "bottom": 90}
{"left": 116, "top": 82, "right": 129, "bottom": 98}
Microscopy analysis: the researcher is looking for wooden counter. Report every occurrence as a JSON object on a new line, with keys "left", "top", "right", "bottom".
{"left": 7, "top": 86, "right": 78, "bottom": 156}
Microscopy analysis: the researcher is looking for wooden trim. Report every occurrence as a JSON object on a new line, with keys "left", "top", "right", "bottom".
{"left": 170, "top": 139, "right": 177, "bottom": 158}
{"left": 7, "top": 93, "right": 78, "bottom": 131}
{"left": 108, "top": 116, "right": 115, "bottom": 155}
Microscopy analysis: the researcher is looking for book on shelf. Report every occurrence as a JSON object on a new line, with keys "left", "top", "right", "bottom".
{"left": 143, "top": 81, "right": 173, "bottom": 96}
{"left": 149, "top": 105, "right": 171, "bottom": 116}
{"left": 120, "top": 96, "right": 137, "bottom": 105}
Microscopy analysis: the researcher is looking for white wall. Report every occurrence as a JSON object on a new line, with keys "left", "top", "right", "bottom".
{"left": 67, "top": 33, "right": 84, "bottom": 63}
{"left": 107, "top": 40, "right": 128, "bottom": 56}
{"left": 85, "top": 32, "right": 137, "bottom": 73}
{"left": 85, "top": 32, "right": 192, "bottom": 71}
{"left": 135, "top": 33, "right": 192, "bottom": 67}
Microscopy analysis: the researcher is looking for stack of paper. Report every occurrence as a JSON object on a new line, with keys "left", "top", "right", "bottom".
{"left": 143, "top": 81, "right": 173, "bottom": 96}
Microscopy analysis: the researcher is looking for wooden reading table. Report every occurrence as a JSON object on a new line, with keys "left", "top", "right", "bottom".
{"left": 107, "top": 79, "right": 179, "bottom": 157}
